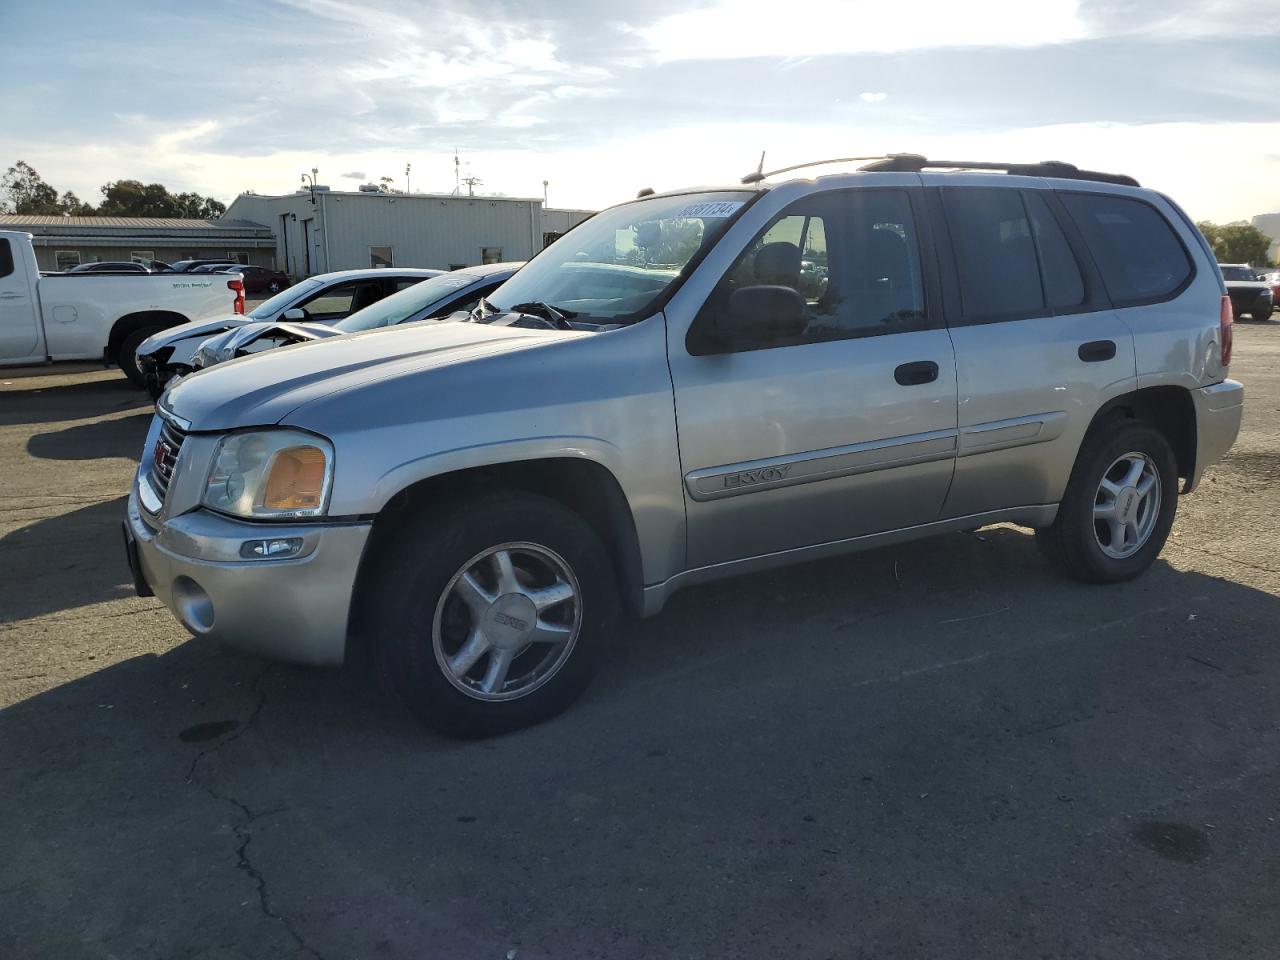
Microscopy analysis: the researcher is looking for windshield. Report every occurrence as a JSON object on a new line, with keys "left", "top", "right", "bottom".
{"left": 335, "top": 273, "right": 478, "bottom": 332}
{"left": 486, "top": 191, "right": 753, "bottom": 323}
{"left": 1220, "top": 266, "right": 1257, "bottom": 281}
{"left": 249, "top": 278, "right": 322, "bottom": 319}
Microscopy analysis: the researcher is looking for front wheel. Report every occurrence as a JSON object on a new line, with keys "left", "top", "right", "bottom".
{"left": 369, "top": 493, "right": 619, "bottom": 737}
{"left": 118, "top": 325, "right": 164, "bottom": 388}
{"left": 267, "top": 280, "right": 281, "bottom": 294}
{"left": 1036, "top": 420, "right": 1178, "bottom": 583}
{"left": 1252, "top": 302, "right": 1273, "bottom": 321}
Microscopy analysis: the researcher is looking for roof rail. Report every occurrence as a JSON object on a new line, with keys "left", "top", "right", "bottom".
{"left": 858, "top": 154, "right": 1139, "bottom": 187}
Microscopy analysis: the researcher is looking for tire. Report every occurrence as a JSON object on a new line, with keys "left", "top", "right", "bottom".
{"left": 1036, "top": 419, "right": 1178, "bottom": 584}
{"left": 118, "top": 326, "right": 164, "bottom": 388}
{"left": 1252, "top": 302, "right": 1273, "bottom": 321}
{"left": 368, "top": 492, "right": 619, "bottom": 738}
{"left": 267, "top": 281, "right": 281, "bottom": 294}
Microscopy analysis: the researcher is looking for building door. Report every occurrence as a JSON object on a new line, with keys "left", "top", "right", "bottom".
{"left": 302, "top": 219, "right": 313, "bottom": 275}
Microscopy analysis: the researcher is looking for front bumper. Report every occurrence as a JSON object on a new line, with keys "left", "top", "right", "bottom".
{"left": 127, "top": 488, "right": 372, "bottom": 665}
{"left": 1187, "top": 379, "right": 1244, "bottom": 492}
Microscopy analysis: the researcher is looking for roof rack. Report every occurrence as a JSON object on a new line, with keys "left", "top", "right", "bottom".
{"left": 740, "top": 153, "right": 1138, "bottom": 187}
{"left": 858, "top": 153, "right": 1139, "bottom": 187}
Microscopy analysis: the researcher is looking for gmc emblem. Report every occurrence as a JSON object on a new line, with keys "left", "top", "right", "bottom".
{"left": 153, "top": 439, "right": 172, "bottom": 474}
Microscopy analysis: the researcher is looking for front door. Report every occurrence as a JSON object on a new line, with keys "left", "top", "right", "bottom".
{"left": 0, "top": 237, "right": 42, "bottom": 362}
{"left": 666, "top": 187, "right": 959, "bottom": 569}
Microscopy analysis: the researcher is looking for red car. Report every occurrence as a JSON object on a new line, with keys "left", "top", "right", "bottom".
{"left": 229, "top": 264, "right": 291, "bottom": 295}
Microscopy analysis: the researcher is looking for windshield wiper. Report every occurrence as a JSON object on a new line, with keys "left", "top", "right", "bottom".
{"left": 508, "top": 301, "right": 577, "bottom": 330}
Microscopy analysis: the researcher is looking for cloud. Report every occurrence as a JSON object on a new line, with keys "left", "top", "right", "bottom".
{"left": 339, "top": 171, "right": 367, "bottom": 180}
{"left": 859, "top": 92, "right": 888, "bottom": 103}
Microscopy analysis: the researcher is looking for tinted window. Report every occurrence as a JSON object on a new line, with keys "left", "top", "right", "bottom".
{"left": 1060, "top": 193, "right": 1192, "bottom": 304}
{"left": 1024, "top": 191, "right": 1085, "bottom": 310}
{"left": 1220, "top": 266, "right": 1255, "bottom": 281}
{"left": 943, "top": 188, "right": 1044, "bottom": 322}
{"left": 0, "top": 239, "right": 13, "bottom": 279}
{"left": 690, "top": 189, "right": 927, "bottom": 354}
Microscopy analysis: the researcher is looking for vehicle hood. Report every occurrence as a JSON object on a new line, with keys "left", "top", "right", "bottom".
{"left": 163, "top": 321, "right": 586, "bottom": 431}
{"left": 138, "top": 314, "right": 251, "bottom": 357}
{"left": 195, "top": 320, "right": 336, "bottom": 365}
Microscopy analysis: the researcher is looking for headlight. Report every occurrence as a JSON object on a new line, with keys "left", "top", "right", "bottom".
{"left": 202, "top": 429, "right": 333, "bottom": 519}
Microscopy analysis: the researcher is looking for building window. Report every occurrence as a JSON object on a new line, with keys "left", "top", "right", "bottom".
{"left": 448, "top": 263, "right": 468, "bottom": 271}
{"left": 481, "top": 246, "right": 503, "bottom": 264}
{"left": 226, "top": 251, "right": 246, "bottom": 264}
{"left": 130, "top": 250, "right": 155, "bottom": 265}
{"left": 55, "top": 250, "right": 81, "bottom": 271}
{"left": 370, "top": 246, "right": 393, "bottom": 268}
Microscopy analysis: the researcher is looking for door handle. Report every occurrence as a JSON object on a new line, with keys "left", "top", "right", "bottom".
{"left": 1078, "top": 339, "right": 1117, "bottom": 362}
{"left": 894, "top": 360, "right": 940, "bottom": 386}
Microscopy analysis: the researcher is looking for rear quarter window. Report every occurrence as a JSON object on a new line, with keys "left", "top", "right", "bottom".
{"left": 0, "top": 239, "right": 14, "bottom": 279}
{"left": 1059, "top": 193, "right": 1193, "bottom": 305}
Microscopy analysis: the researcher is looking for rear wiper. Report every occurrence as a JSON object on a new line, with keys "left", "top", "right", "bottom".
{"left": 508, "top": 301, "right": 577, "bottom": 330}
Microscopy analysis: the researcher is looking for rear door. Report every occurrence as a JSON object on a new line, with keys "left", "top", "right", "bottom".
{"left": 927, "top": 178, "right": 1138, "bottom": 517}
{"left": 667, "top": 186, "right": 959, "bottom": 568}
{"left": 0, "top": 237, "right": 43, "bottom": 362}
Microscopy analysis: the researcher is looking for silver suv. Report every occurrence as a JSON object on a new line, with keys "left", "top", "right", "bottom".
{"left": 124, "top": 155, "right": 1244, "bottom": 737}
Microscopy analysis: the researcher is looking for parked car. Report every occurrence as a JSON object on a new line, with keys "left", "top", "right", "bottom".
{"left": 0, "top": 230, "right": 246, "bottom": 383}
{"left": 134, "top": 267, "right": 442, "bottom": 397}
{"left": 187, "top": 263, "right": 240, "bottom": 274}
{"left": 67, "top": 260, "right": 150, "bottom": 274}
{"left": 164, "top": 259, "right": 242, "bottom": 273}
{"left": 234, "top": 264, "right": 291, "bottom": 295}
{"left": 190, "top": 262, "right": 522, "bottom": 370}
{"left": 1256, "top": 269, "right": 1280, "bottom": 304}
{"left": 125, "top": 156, "right": 1243, "bottom": 737}
{"left": 1219, "top": 263, "right": 1273, "bottom": 320}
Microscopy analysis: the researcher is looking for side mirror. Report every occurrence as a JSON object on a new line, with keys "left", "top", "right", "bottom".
{"left": 281, "top": 307, "right": 306, "bottom": 321}
{"left": 717, "top": 285, "right": 807, "bottom": 345}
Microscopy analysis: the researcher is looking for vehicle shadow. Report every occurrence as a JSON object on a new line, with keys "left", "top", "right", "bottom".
{"left": 0, "top": 496, "right": 137, "bottom": 624}
{"left": 26, "top": 412, "right": 151, "bottom": 462}
{"left": 0, "top": 373, "right": 150, "bottom": 427}
{"left": 4, "top": 526, "right": 1280, "bottom": 957}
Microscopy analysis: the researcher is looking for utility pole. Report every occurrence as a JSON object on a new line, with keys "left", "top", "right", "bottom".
{"left": 405, "top": 162, "right": 411, "bottom": 194}
{"left": 453, "top": 149, "right": 460, "bottom": 196}
{"left": 462, "top": 175, "right": 482, "bottom": 197}
{"left": 543, "top": 179, "right": 549, "bottom": 205}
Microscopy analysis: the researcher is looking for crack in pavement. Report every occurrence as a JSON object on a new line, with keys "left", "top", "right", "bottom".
{"left": 185, "top": 664, "right": 325, "bottom": 960}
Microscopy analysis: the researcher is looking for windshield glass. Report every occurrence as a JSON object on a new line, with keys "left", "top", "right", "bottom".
{"left": 1220, "top": 266, "right": 1256, "bottom": 281}
{"left": 335, "top": 273, "right": 477, "bottom": 332}
{"left": 486, "top": 191, "right": 753, "bottom": 322}
{"left": 249, "top": 278, "right": 322, "bottom": 319}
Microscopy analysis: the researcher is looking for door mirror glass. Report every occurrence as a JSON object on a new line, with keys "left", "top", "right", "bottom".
{"left": 718, "top": 285, "right": 807, "bottom": 344}
{"left": 281, "top": 307, "right": 307, "bottom": 321}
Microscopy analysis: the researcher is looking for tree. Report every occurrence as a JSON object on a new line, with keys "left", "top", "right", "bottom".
{"left": 98, "top": 180, "right": 224, "bottom": 219}
{"left": 1, "top": 161, "right": 63, "bottom": 215}
{"left": 1197, "top": 220, "right": 1272, "bottom": 266}
{"left": 58, "top": 191, "right": 96, "bottom": 216}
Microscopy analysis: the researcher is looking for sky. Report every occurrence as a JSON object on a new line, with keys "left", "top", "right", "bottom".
{"left": 0, "top": 0, "right": 1277, "bottom": 223}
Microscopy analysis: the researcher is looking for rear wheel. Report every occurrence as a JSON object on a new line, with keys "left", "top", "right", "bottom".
{"left": 118, "top": 325, "right": 164, "bottom": 388}
{"left": 267, "top": 280, "right": 281, "bottom": 294}
{"left": 368, "top": 493, "right": 619, "bottom": 737}
{"left": 1036, "top": 420, "right": 1178, "bottom": 583}
{"left": 1252, "top": 302, "right": 1273, "bottom": 321}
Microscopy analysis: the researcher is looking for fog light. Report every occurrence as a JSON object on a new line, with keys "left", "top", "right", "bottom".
{"left": 240, "top": 537, "right": 304, "bottom": 559}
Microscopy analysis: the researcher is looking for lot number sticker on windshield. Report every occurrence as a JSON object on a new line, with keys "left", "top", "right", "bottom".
{"left": 674, "top": 200, "right": 744, "bottom": 219}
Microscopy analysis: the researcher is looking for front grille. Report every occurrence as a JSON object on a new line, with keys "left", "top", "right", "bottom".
{"left": 147, "top": 415, "right": 188, "bottom": 503}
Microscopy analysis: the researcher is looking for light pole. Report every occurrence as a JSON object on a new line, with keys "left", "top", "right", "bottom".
{"left": 406, "top": 163, "right": 411, "bottom": 194}
{"left": 300, "top": 171, "right": 317, "bottom": 205}
{"left": 542, "top": 179, "right": 549, "bottom": 205}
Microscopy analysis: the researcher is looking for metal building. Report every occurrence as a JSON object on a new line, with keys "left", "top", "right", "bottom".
{"left": 225, "top": 188, "right": 593, "bottom": 279}
{"left": 0, "top": 215, "right": 276, "bottom": 271}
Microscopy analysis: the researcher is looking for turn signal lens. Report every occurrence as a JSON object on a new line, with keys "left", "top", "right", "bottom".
{"left": 262, "top": 446, "right": 328, "bottom": 511}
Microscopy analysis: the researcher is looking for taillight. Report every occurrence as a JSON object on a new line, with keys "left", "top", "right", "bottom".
{"left": 1219, "top": 294, "right": 1233, "bottom": 366}
{"left": 228, "top": 278, "right": 245, "bottom": 315}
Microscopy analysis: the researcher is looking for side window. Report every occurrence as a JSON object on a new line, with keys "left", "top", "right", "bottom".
{"left": 302, "top": 281, "right": 383, "bottom": 317}
{"left": 690, "top": 189, "right": 927, "bottom": 354}
{"left": 942, "top": 187, "right": 1044, "bottom": 322}
{"left": 1059, "top": 193, "right": 1192, "bottom": 305}
{"left": 1024, "top": 191, "right": 1085, "bottom": 311}
{"left": 0, "top": 239, "right": 14, "bottom": 279}
{"left": 392, "top": 279, "right": 421, "bottom": 292}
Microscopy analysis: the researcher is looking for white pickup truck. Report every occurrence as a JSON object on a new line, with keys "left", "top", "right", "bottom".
{"left": 0, "top": 229, "right": 246, "bottom": 385}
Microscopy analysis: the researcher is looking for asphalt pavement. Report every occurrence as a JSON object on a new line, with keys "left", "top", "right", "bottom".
{"left": 2, "top": 321, "right": 1279, "bottom": 959}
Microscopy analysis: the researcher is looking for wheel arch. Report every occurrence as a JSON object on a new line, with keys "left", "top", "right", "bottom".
{"left": 1082, "top": 385, "right": 1197, "bottom": 492}
{"left": 347, "top": 455, "right": 646, "bottom": 665}
{"left": 106, "top": 310, "right": 191, "bottom": 362}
